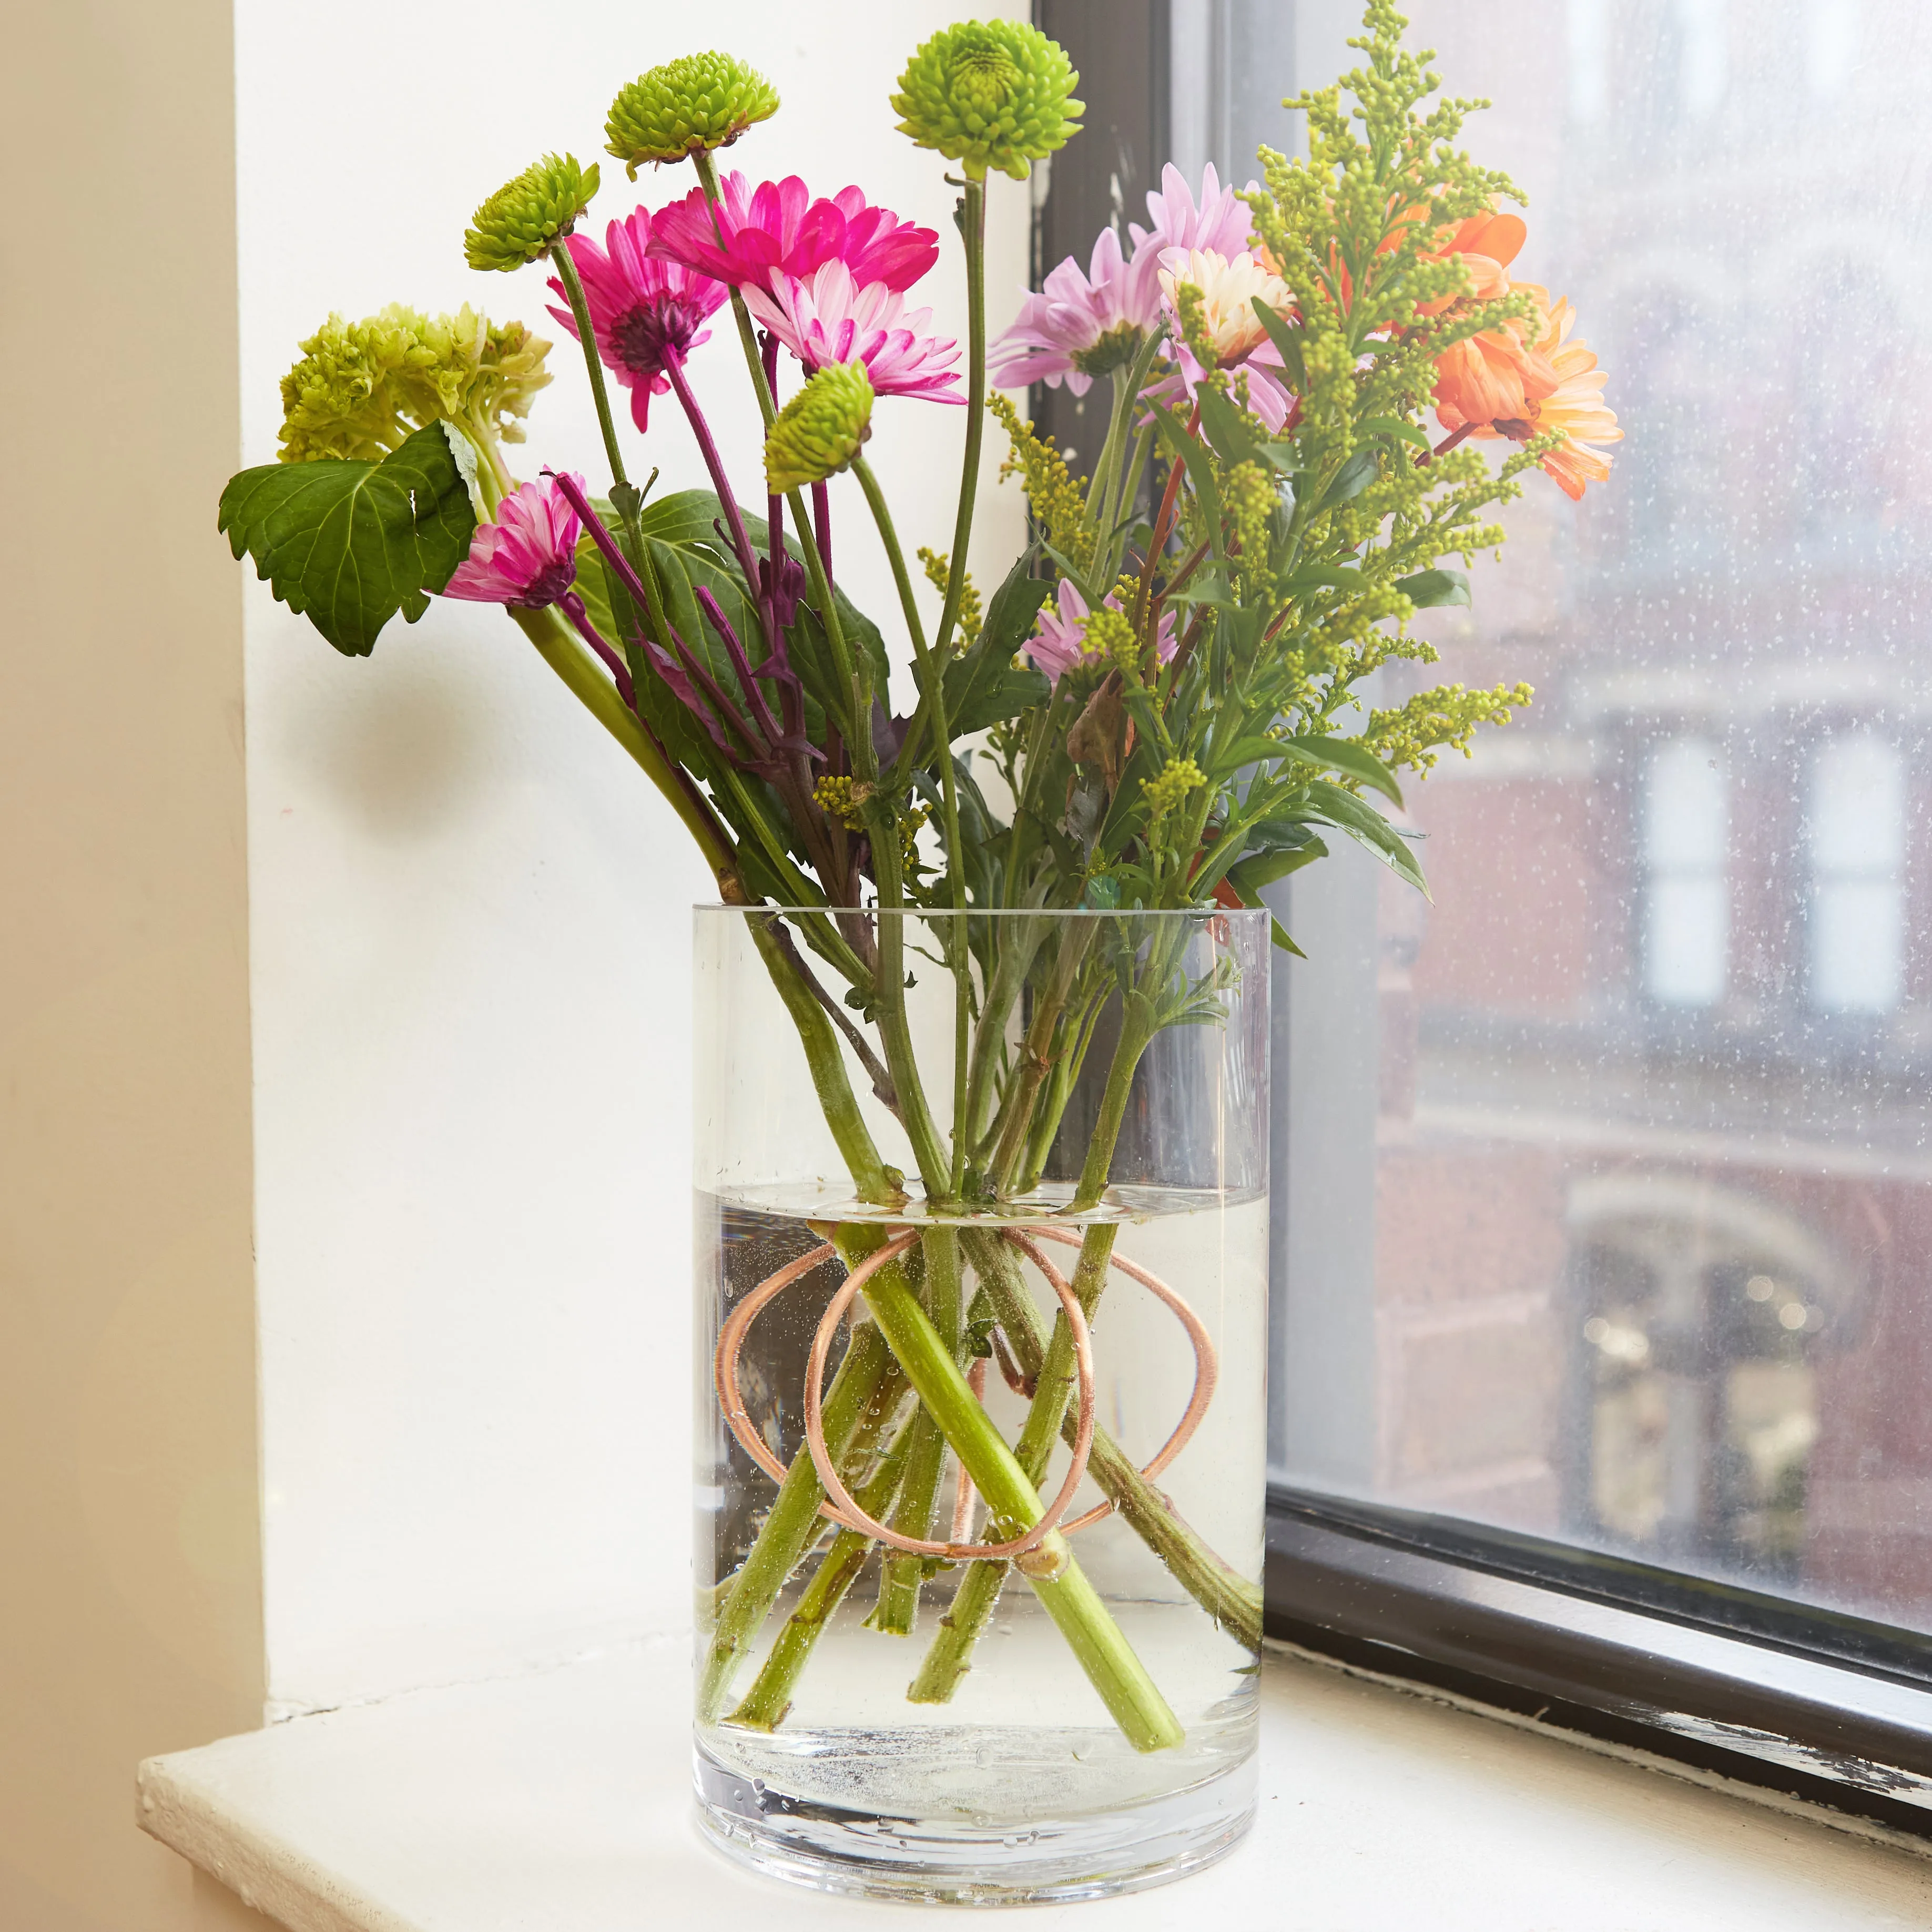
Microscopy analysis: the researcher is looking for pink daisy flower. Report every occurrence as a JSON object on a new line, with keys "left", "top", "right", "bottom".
{"left": 545, "top": 208, "right": 727, "bottom": 432}
{"left": 1022, "top": 579, "right": 1180, "bottom": 684}
{"left": 1126, "top": 164, "right": 1259, "bottom": 317}
{"left": 443, "top": 474, "right": 584, "bottom": 609}
{"left": 745, "top": 261, "right": 963, "bottom": 402}
{"left": 990, "top": 226, "right": 1146, "bottom": 396}
{"left": 648, "top": 173, "right": 938, "bottom": 294}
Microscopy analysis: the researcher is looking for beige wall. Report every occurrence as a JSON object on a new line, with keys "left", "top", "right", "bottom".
{"left": 1, "top": 3, "right": 270, "bottom": 1927}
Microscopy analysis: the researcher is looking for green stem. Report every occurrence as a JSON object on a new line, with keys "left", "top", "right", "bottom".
{"left": 691, "top": 150, "right": 777, "bottom": 430}
{"left": 698, "top": 1316, "right": 894, "bottom": 1722}
{"left": 987, "top": 921, "right": 1093, "bottom": 1189}
{"left": 858, "top": 1259, "right": 1183, "bottom": 1752}
{"left": 548, "top": 241, "right": 630, "bottom": 494}
{"left": 727, "top": 1395, "right": 919, "bottom": 1731}
{"left": 509, "top": 606, "right": 740, "bottom": 893}
{"left": 932, "top": 178, "right": 987, "bottom": 663}
{"left": 867, "top": 1407, "right": 945, "bottom": 1635}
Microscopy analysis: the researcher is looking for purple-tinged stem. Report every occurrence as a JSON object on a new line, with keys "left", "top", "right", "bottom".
{"left": 556, "top": 592, "right": 634, "bottom": 709}
{"left": 663, "top": 356, "right": 764, "bottom": 626}
{"left": 695, "top": 585, "right": 785, "bottom": 746}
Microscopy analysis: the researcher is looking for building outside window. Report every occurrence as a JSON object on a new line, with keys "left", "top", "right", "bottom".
{"left": 1807, "top": 733, "right": 1907, "bottom": 1016}
{"left": 1642, "top": 735, "right": 1729, "bottom": 1010}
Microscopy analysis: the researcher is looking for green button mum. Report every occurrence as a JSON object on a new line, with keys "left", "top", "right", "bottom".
{"left": 605, "top": 52, "right": 780, "bottom": 178}
{"left": 892, "top": 20, "right": 1082, "bottom": 182}
{"left": 464, "top": 154, "right": 599, "bottom": 273}
{"left": 765, "top": 362, "right": 875, "bottom": 495}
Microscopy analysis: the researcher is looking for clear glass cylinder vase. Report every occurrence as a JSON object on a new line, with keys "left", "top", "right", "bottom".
{"left": 691, "top": 906, "right": 1269, "bottom": 1905}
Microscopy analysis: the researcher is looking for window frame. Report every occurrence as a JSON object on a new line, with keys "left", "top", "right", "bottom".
{"left": 1035, "top": 0, "right": 1932, "bottom": 1844}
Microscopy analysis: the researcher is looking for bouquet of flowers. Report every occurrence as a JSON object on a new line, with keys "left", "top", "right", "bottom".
{"left": 220, "top": 2, "right": 1615, "bottom": 1759}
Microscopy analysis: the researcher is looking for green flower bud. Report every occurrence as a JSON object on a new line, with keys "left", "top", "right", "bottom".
{"left": 464, "top": 154, "right": 599, "bottom": 273}
{"left": 764, "top": 361, "right": 875, "bottom": 494}
{"left": 605, "top": 52, "right": 780, "bottom": 177}
{"left": 1144, "top": 757, "right": 1207, "bottom": 821}
{"left": 891, "top": 20, "right": 1082, "bottom": 182}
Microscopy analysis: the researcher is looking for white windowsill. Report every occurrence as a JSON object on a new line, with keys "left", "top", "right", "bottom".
{"left": 138, "top": 1640, "right": 1932, "bottom": 1930}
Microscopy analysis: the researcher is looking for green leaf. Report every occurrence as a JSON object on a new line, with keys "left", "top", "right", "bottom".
{"left": 217, "top": 422, "right": 476, "bottom": 656}
{"left": 1195, "top": 383, "right": 1267, "bottom": 467}
{"left": 1303, "top": 447, "right": 1379, "bottom": 514}
{"left": 1229, "top": 843, "right": 1327, "bottom": 891}
{"left": 1256, "top": 441, "right": 1303, "bottom": 476}
{"left": 1277, "top": 562, "right": 1364, "bottom": 596}
{"left": 1359, "top": 414, "right": 1430, "bottom": 450}
{"left": 1221, "top": 860, "right": 1311, "bottom": 954}
{"left": 1252, "top": 299, "right": 1307, "bottom": 393}
{"left": 1152, "top": 404, "right": 1224, "bottom": 548}
{"left": 1167, "top": 566, "right": 1235, "bottom": 608}
{"left": 940, "top": 551, "right": 1051, "bottom": 744}
{"left": 1304, "top": 778, "right": 1429, "bottom": 896}
{"left": 1394, "top": 567, "right": 1471, "bottom": 610}
{"left": 1279, "top": 732, "right": 1405, "bottom": 806}
{"left": 1208, "top": 733, "right": 1290, "bottom": 779}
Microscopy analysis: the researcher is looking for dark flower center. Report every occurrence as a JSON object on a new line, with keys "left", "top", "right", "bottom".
{"left": 513, "top": 559, "right": 576, "bottom": 609}
{"left": 609, "top": 296, "right": 706, "bottom": 379}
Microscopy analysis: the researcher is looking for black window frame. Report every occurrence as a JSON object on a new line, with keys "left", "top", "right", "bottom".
{"left": 1035, "top": 0, "right": 1932, "bottom": 1844}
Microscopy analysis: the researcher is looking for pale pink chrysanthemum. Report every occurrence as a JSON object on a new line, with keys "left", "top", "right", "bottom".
{"left": 1147, "top": 246, "right": 1299, "bottom": 433}
{"left": 745, "top": 261, "right": 963, "bottom": 402}
{"left": 1126, "top": 164, "right": 1259, "bottom": 319}
{"left": 989, "top": 226, "right": 1146, "bottom": 395}
{"left": 648, "top": 172, "right": 939, "bottom": 294}
{"left": 1022, "top": 578, "right": 1181, "bottom": 684}
{"left": 546, "top": 209, "right": 726, "bottom": 431}
{"left": 442, "top": 474, "right": 584, "bottom": 608}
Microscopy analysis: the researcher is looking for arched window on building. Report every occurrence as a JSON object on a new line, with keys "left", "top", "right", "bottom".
{"left": 1564, "top": 1176, "right": 1852, "bottom": 1587}
{"left": 1807, "top": 733, "right": 1905, "bottom": 1015}
{"left": 1642, "top": 735, "right": 1728, "bottom": 1008}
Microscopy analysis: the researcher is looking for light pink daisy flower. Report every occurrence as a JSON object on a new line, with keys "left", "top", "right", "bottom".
{"left": 745, "top": 261, "right": 963, "bottom": 402}
{"left": 1146, "top": 246, "right": 1300, "bottom": 434}
{"left": 443, "top": 474, "right": 584, "bottom": 609}
{"left": 648, "top": 173, "right": 938, "bottom": 294}
{"left": 1022, "top": 579, "right": 1181, "bottom": 684}
{"left": 1126, "top": 164, "right": 1259, "bottom": 316}
{"left": 546, "top": 209, "right": 726, "bottom": 431}
{"left": 989, "top": 226, "right": 1146, "bottom": 395}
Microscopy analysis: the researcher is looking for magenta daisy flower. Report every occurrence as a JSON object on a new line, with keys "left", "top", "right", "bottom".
{"left": 545, "top": 207, "right": 727, "bottom": 432}
{"left": 990, "top": 226, "right": 1147, "bottom": 396}
{"left": 442, "top": 474, "right": 584, "bottom": 608}
{"left": 745, "top": 262, "right": 963, "bottom": 402}
{"left": 649, "top": 172, "right": 939, "bottom": 294}
{"left": 1022, "top": 579, "right": 1180, "bottom": 684}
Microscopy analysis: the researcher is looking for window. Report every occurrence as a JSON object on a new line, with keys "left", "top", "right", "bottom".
{"left": 1641, "top": 736, "right": 1728, "bottom": 1009}
{"left": 1807, "top": 734, "right": 1905, "bottom": 1015}
{"left": 1039, "top": 0, "right": 1932, "bottom": 1836}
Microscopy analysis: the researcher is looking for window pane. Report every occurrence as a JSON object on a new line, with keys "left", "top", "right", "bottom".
{"left": 1252, "top": 1, "right": 1932, "bottom": 1634}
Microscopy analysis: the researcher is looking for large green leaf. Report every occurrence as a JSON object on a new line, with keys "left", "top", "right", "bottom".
{"left": 1395, "top": 567, "right": 1471, "bottom": 610}
{"left": 1278, "top": 731, "right": 1405, "bottom": 806}
{"left": 217, "top": 422, "right": 476, "bottom": 656}
{"left": 939, "top": 551, "right": 1052, "bottom": 745}
{"left": 1303, "top": 778, "right": 1429, "bottom": 895}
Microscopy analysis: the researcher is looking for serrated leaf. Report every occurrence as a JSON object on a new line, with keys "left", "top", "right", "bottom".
{"left": 1394, "top": 567, "right": 1471, "bottom": 610}
{"left": 1279, "top": 732, "right": 1405, "bottom": 806}
{"left": 217, "top": 422, "right": 476, "bottom": 656}
{"left": 940, "top": 551, "right": 1052, "bottom": 742}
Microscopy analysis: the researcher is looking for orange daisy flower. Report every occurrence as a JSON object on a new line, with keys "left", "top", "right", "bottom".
{"left": 1468, "top": 284, "right": 1622, "bottom": 501}
{"left": 1417, "top": 211, "right": 1563, "bottom": 438}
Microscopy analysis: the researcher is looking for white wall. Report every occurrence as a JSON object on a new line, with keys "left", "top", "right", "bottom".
{"left": 235, "top": 0, "right": 1029, "bottom": 1716}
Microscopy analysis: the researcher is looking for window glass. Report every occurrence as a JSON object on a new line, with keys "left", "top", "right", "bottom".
{"left": 1238, "top": 1, "right": 1932, "bottom": 1633}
